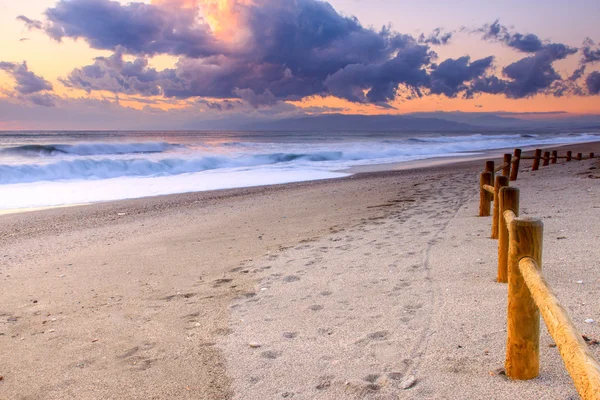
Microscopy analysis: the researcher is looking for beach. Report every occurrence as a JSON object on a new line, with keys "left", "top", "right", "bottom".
{"left": 1, "top": 142, "right": 599, "bottom": 399}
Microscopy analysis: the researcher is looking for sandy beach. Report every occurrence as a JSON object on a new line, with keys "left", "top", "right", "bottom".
{"left": 1, "top": 142, "right": 599, "bottom": 399}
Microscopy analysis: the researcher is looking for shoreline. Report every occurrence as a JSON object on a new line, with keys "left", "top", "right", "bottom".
{"left": 2, "top": 140, "right": 599, "bottom": 217}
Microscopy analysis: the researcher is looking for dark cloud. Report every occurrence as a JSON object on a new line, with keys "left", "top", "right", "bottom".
{"left": 0, "top": 61, "right": 53, "bottom": 95}
{"left": 418, "top": 28, "right": 452, "bottom": 45}
{"left": 233, "top": 88, "right": 277, "bottom": 108}
{"left": 26, "top": 1, "right": 594, "bottom": 107}
{"left": 44, "top": 0, "right": 440, "bottom": 105}
{"left": 27, "top": 93, "right": 59, "bottom": 107}
{"left": 467, "top": 76, "right": 508, "bottom": 97}
{"left": 582, "top": 38, "right": 600, "bottom": 64}
{"left": 43, "top": 0, "right": 217, "bottom": 57}
{"left": 501, "top": 44, "right": 577, "bottom": 98}
{"left": 429, "top": 56, "right": 494, "bottom": 97}
{"left": 587, "top": 72, "right": 600, "bottom": 95}
{"left": 476, "top": 21, "right": 581, "bottom": 97}
{"left": 323, "top": 45, "right": 432, "bottom": 103}
{"left": 197, "top": 99, "right": 241, "bottom": 112}
{"left": 16, "top": 15, "right": 43, "bottom": 30}
{"left": 479, "top": 20, "right": 543, "bottom": 53}
{"left": 61, "top": 47, "right": 178, "bottom": 96}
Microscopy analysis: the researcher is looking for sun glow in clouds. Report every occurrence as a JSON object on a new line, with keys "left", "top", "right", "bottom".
{"left": 152, "top": 0, "right": 254, "bottom": 44}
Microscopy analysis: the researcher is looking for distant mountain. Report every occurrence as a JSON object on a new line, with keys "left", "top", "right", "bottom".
{"left": 183, "top": 111, "right": 600, "bottom": 132}
{"left": 407, "top": 111, "right": 600, "bottom": 130}
{"left": 242, "top": 114, "right": 475, "bottom": 131}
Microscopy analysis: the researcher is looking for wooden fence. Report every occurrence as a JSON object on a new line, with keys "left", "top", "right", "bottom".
{"left": 478, "top": 148, "right": 600, "bottom": 400}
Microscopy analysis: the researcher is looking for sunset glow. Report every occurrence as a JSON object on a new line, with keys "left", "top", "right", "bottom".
{"left": 0, "top": 0, "right": 598, "bottom": 129}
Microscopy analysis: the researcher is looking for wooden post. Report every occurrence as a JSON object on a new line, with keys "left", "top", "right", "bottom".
{"left": 590, "top": 153, "right": 595, "bottom": 159}
{"left": 479, "top": 172, "right": 493, "bottom": 217}
{"left": 551, "top": 151, "right": 558, "bottom": 164}
{"left": 492, "top": 175, "right": 510, "bottom": 239}
{"left": 542, "top": 151, "right": 550, "bottom": 167}
{"left": 510, "top": 149, "right": 522, "bottom": 181}
{"left": 506, "top": 218, "right": 543, "bottom": 380}
{"left": 567, "top": 151, "right": 572, "bottom": 162}
{"left": 532, "top": 149, "right": 542, "bottom": 171}
{"left": 576, "top": 153, "right": 583, "bottom": 161}
{"left": 498, "top": 187, "right": 519, "bottom": 283}
{"left": 485, "top": 160, "right": 495, "bottom": 184}
{"left": 503, "top": 154, "right": 512, "bottom": 177}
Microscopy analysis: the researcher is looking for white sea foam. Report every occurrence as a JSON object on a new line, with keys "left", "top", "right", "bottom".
{"left": 0, "top": 132, "right": 598, "bottom": 210}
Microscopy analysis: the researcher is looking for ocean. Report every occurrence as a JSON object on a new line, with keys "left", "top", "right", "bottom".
{"left": 1, "top": 130, "right": 599, "bottom": 211}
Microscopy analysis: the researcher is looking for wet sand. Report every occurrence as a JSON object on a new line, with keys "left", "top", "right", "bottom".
{"left": 1, "top": 142, "right": 599, "bottom": 399}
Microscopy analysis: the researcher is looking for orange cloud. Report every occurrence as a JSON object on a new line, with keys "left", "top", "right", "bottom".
{"left": 152, "top": 0, "right": 254, "bottom": 44}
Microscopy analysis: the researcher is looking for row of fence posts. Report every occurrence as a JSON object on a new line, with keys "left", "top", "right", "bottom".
{"left": 478, "top": 149, "right": 600, "bottom": 400}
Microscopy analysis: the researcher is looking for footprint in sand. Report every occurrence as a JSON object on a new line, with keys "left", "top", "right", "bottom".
{"left": 212, "top": 278, "right": 233, "bottom": 287}
{"left": 260, "top": 350, "right": 281, "bottom": 359}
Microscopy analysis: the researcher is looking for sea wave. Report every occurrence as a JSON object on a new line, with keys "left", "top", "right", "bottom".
{"left": 0, "top": 152, "right": 350, "bottom": 184}
{"left": 2, "top": 132, "right": 599, "bottom": 184}
{"left": 0, "top": 142, "right": 180, "bottom": 157}
{"left": 407, "top": 133, "right": 531, "bottom": 143}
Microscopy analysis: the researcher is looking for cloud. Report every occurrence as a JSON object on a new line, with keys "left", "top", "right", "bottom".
{"left": 24, "top": 0, "right": 598, "bottom": 108}
{"left": 418, "top": 28, "right": 452, "bottom": 45}
{"left": 232, "top": 88, "right": 277, "bottom": 108}
{"left": 61, "top": 47, "right": 178, "bottom": 96}
{"left": 45, "top": 0, "right": 458, "bottom": 105}
{"left": 479, "top": 20, "right": 543, "bottom": 53}
{"left": 501, "top": 44, "right": 578, "bottom": 98}
{"left": 0, "top": 61, "right": 53, "bottom": 95}
{"left": 323, "top": 44, "right": 432, "bottom": 103}
{"left": 587, "top": 72, "right": 600, "bottom": 95}
{"left": 28, "top": 93, "right": 59, "bottom": 107}
{"left": 429, "top": 56, "right": 494, "bottom": 97}
{"left": 16, "top": 15, "right": 43, "bottom": 30}
{"left": 582, "top": 38, "right": 600, "bottom": 64}
{"left": 475, "top": 21, "right": 583, "bottom": 97}
{"left": 43, "top": 0, "right": 218, "bottom": 57}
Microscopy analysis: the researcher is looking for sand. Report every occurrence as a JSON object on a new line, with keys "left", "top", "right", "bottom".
{"left": 0, "top": 143, "right": 599, "bottom": 399}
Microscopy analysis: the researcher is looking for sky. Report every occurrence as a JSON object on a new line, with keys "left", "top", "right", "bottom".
{"left": 0, "top": 0, "right": 599, "bottom": 130}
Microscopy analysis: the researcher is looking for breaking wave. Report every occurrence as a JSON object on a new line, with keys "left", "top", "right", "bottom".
{"left": 1, "top": 142, "right": 180, "bottom": 157}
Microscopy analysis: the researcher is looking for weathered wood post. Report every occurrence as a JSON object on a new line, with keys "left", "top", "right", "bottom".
{"left": 551, "top": 150, "right": 558, "bottom": 164}
{"left": 485, "top": 160, "right": 495, "bottom": 183}
{"left": 492, "top": 175, "right": 510, "bottom": 239}
{"left": 479, "top": 172, "right": 493, "bottom": 217}
{"left": 532, "top": 149, "right": 542, "bottom": 171}
{"left": 498, "top": 187, "right": 519, "bottom": 283}
{"left": 567, "top": 151, "right": 572, "bottom": 162}
{"left": 576, "top": 153, "right": 583, "bottom": 161}
{"left": 590, "top": 153, "right": 595, "bottom": 159}
{"left": 510, "top": 149, "right": 522, "bottom": 181}
{"left": 542, "top": 151, "right": 550, "bottom": 167}
{"left": 503, "top": 154, "right": 512, "bottom": 177}
{"left": 506, "top": 218, "right": 543, "bottom": 380}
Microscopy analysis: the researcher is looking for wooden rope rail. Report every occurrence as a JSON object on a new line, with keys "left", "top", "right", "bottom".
{"left": 494, "top": 163, "right": 509, "bottom": 173}
{"left": 477, "top": 154, "right": 600, "bottom": 399}
{"left": 519, "top": 257, "right": 600, "bottom": 399}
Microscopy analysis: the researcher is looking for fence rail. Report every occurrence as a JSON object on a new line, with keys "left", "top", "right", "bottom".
{"left": 477, "top": 148, "right": 600, "bottom": 400}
